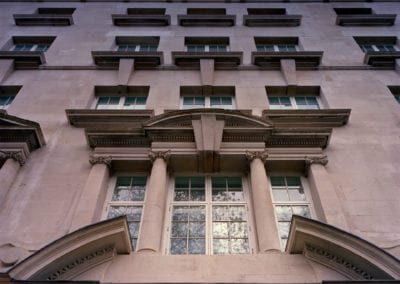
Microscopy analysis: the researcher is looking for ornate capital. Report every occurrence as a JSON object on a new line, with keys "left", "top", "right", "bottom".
{"left": 245, "top": 150, "right": 268, "bottom": 163}
{"left": 0, "top": 150, "right": 26, "bottom": 166}
{"left": 305, "top": 155, "right": 328, "bottom": 166}
{"left": 149, "top": 150, "right": 171, "bottom": 163}
{"left": 89, "top": 155, "right": 112, "bottom": 167}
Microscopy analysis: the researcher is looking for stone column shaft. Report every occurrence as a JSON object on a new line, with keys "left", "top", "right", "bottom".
{"left": 137, "top": 151, "right": 169, "bottom": 253}
{"left": 247, "top": 152, "right": 281, "bottom": 253}
{"left": 70, "top": 157, "right": 111, "bottom": 232}
{"left": 308, "top": 162, "right": 348, "bottom": 231}
{"left": 0, "top": 158, "right": 21, "bottom": 204}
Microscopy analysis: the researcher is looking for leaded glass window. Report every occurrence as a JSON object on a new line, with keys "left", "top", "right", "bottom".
{"left": 168, "top": 176, "right": 251, "bottom": 255}
{"left": 106, "top": 176, "right": 147, "bottom": 249}
{"left": 270, "top": 176, "right": 312, "bottom": 250}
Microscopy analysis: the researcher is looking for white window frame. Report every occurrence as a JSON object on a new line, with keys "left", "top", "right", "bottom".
{"left": 12, "top": 43, "right": 50, "bottom": 52}
{"left": 268, "top": 96, "right": 320, "bottom": 110}
{"left": 95, "top": 96, "right": 147, "bottom": 110}
{"left": 181, "top": 96, "right": 235, "bottom": 110}
{"left": 0, "top": 95, "right": 15, "bottom": 110}
{"left": 164, "top": 175, "right": 256, "bottom": 255}
{"left": 103, "top": 174, "right": 148, "bottom": 250}
{"left": 116, "top": 44, "right": 158, "bottom": 52}
{"left": 360, "top": 44, "right": 398, "bottom": 53}
{"left": 186, "top": 44, "right": 229, "bottom": 52}
{"left": 269, "top": 175, "right": 315, "bottom": 251}
{"left": 256, "top": 44, "right": 297, "bottom": 52}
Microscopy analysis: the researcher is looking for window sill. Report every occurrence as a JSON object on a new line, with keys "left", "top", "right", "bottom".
{"left": 251, "top": 51, "right": 323, "bottom": 70}
{"left": 336, "top": 14, "right": 396, "bottom": 26}
{"left": 262, "top": 109, "right": 351, "bottom": 127}
{"left": 243, "top": 15, "right": 301, "bottom": 27}
{"left": 178, "top": 15, "right": 236, "bottom": 27}
{"left": 363, "top": 51, "right": 400, "bottom": 68}
{"left": 171, "top": 51, "right": 243, "bottom": 69}
{"left": 112, "top": 14, "right": 170, "bottom": 26}
{"left": 13, "top": 14, "right": 73, "bottom": 26}
{"left": 0, "top": 51, "right": 46, "bottom": 69}
{"left": 91, "top": 51, "right": 164, "bottom": 69}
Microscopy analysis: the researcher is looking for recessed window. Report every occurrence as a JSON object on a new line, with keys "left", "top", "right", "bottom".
{"left": 94, "top": 86, "right": 149, "bottom": 110}
{"left": 270, "top": 176, "right": 313, "bottom": 249}
{"left": 13, "top": 43, "right": 50, "bottom": 52}
{"left": 266, "top": 86, "right": 321, "bottom": 110}
{"left": 6, "top": 36, "right": 56, "bottom": 52}
{"left": 168, "top": 176, "right": 252, "bottom": 255}
{"left": 255, "top": 37, "right": 299, "bottom": 52}
{"left": 185, "top": 37, "right": 229, "bottom": 53}
{"left": 354, "top": 36, "right": 398, "bottom": 53}
{"left": 115, "top": 36, "right": 159, "bottom": 52}
{"left": 0, "top": 86, "right": 21, "bottom": 110}
{"left": 105, "top": 176, "right": 147, "bottom": 249}
{"left": 181, "top": 86, "right": 235, "bottom": 110}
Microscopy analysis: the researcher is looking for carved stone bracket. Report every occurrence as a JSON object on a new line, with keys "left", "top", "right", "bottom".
{"left": 304, "top": 155, "right": 328, "bottom": 176}
{"left": 89, "top": 155, "right": 112, "bottom": 167}
{"left": 0, "top": 150, "right": 26, "bottom": 166}
{"left": 245, "top": 150, "right": 269, "bottom": 163}
{"left": 149, "top": 150, "right": 171, "bottom": 164}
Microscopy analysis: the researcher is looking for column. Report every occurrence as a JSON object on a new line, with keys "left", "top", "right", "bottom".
{"left": 0, "top": 151, "right": 25, "bottom": 204}
{"left": 246, "top": 151, "right": 281, "bottom": 253}
{"left": 69, "top": 156, "right": 111, "bottom": 232}
{"left": 306, "top": 156, "right": 349, "bottom": 231}
{"left": 137, "top": 150, "right": 170, "bottom": 253}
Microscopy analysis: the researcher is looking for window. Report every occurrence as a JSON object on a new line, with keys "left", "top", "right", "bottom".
{"left": 0, "top": 95, "right": 15, "bottom": 109}
{"left": 185, "top": 37, "right": 230, "bottom": 53}
{"left": 182, "top": 96, "right": 233, "bottom": 110}
{"left": 186, "top": 44, "right": 228, "bottom": 52}
{"left": 12, "top": 43, "right": 50, "bottom": 52}
{"left": 360, "top": 44, "right": 397, "bottom": 52}
{"left": 105, "top": 176, "right": 147, "bottom": 249}
{"left": 268, "top": 96, "right": 319, "bottom": 110}
{"left": 96, "top": 96, "right": 147, "bottom": 110}
{"left": 117, "top": 44, "right": 157, "bottom": 52}
{"left": 168, "top": 176, "right": 252, "bottom": 255}
{"left": 115, "top": 36, "right": 159, "bottom": 52}
{"left": 270, "top": 176, "right": 312, "bottom": 249}
{"left": 256, "top": 44, "right": 296, "bottom": 52}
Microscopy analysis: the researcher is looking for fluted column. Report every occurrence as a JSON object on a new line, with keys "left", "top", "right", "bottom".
{"left": 69, "top": 156, "right": 111, "bottom": 232}
{"left": 0, "top": 151, "right": 25, "bottom": 204}
{"left": 137, "top": 150, "right": 170, "bottom": 253}
{"left": 306, "top": 156, "right": 348, "bottom": 230}
{"left": 246, "top": 151, "right": 281, "bottom": 253}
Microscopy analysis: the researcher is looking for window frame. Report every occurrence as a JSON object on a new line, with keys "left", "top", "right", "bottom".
{"left": 95, "top": 96, "right": 147, "bottom": 110}
{"left": 12, "top": 43, "right": 50, "bottom": 52}
{"left": 116, "top": 44, "right": 158, "bottom": 52}
{"left": 164, "top": 174, "right": 256, "bottom": 255}
{"left": 256, "top": 44, "right": 297, "bottom": 52}
{"left": 181, "top": 96, "right": 234, "bottom": 110}
{"left": 103, "top": 174, "right": 149, "bottom": 250}
{"left": 186, "top": 44, "right": 229, "bottom": 52}
{"left": 360, "top": 44, "right": 398, "bottom": 53}
{"left": 268, "top": 96, "right": 320, "bottom": 110}
{"left": 268, "top": 175, "right": 315, "bottom": 250}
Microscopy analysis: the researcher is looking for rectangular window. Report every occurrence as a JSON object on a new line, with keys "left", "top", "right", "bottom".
{"left": 117, "top": 44, "right": 158, "bottom": 52}
{"left": 13, "top": 43, "right": 50, "bottom": 52}
{"left": 210, "top": 96, "right": 233, "bottom": 109}
{"left": 256, "top": 44, "right": 296, "bottom": 52}
{"left": 268, "top": 96, "right": 319, "bottom": 110}
{"left": 169, "top": 176, "right": 251, "bottom": 255}
{"left": 96, "top": 96, "right": 147, "bottom": 110}
{"left": 360, "top": 44, "right": 397, "bottom": 52}
{"left": 186, "top": 44, "right": 228, "bottom": 52}
{"left": 182, "top": 96, "right": 233, "bottom": 110}
{"left": 270, "top": 176, "right": 312, "bottom": 249}
{"left": 0, "top": 95, "right": 15, "bottom": 109}
{"left": 106, "top": 176, "right": 147, "bottom": 249}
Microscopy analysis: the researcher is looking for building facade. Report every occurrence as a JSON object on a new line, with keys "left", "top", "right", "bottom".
{"left": 0, "top": 0, "right": 400, "bottom": 283}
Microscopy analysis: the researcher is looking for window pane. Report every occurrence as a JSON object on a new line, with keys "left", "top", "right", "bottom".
{"left": 189, "top": 206, "right": 206, "bottom": 221}
{"left": 213, "top": 206, "right": 229, "bottom": 221}
{"left": 213, "top": 239, "right": 229, "bottom": 254}
{"left": 175, "top": 177, "right": 190, "bottom": 188}
{"left": 230, "top": 239, "right": 249, "bottom": 254}
{"left": 271, "top": 176, "right": 285, "bottom": 186}
{"left": 36, "top": 44, "right": 49, "bottom": 52}
{"left": 292, "top": 205, "right": 311, "bottom": 218}
{"left": 275, "top": 205, "right": 292, "bottom": 221}
{"left": 213, "top": 222, "right": 229, "bottom": 238}
{"left": 286, "top": 176, "right": 301, "bottom": 186}
{"left": 171, "top": 222, "right": 188, "bottom": 237}
{"left": 277, "top": 222, "right": 291, "bottom": 239}
{"left": 229, "top": 222, "right": 247, "bottom": 238}
{"left": 172, "top": 206, "right": 189, "bottom": 221}
{"left": 188, "top": 239, "right": 205, "bottom": 254}
{"left": 272, "top": 189, "right": 289, "bottom": 201}
{"left": 171, "top": 239, "right": 187, "bottom": 255}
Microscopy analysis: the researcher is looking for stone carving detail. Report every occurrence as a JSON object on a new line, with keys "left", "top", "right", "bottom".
{"left": 245, "top": 150, "right": 269, "bottom": 163}
{"left": 305, "top": 155, "right": 329, "bottom": 166}
{"left": 46, "top": 246, "right": 114, "bottom": 280}
{"left": 149, "top": 150, "right": 171, "bottom": 163}
{"left": 89, "top": 155, "right": 112, "bottom": 167}
{"left": 305, "top": 244, "right": 374, "bottom": 280}
{"left": 0, "top": 150, "right": 26, "bottom": 166}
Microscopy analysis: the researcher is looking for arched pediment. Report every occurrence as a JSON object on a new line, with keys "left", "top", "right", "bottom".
{"left": 143, "top": 109, "right": 274, "bottom": 129}
{"left": 287, "top": 216, "right": 400, "bottom": 279}
{"left": 8, "top": 217, "right": 131, "bottom": 281}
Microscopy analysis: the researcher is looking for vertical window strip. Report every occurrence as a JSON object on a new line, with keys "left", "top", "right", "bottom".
{"left": 107, "top": 176, "right": 147, "bottom": 250}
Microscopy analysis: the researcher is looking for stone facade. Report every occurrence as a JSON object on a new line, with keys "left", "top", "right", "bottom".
{"left": 0, "top": 1, "right": 399, "bottom": 283}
